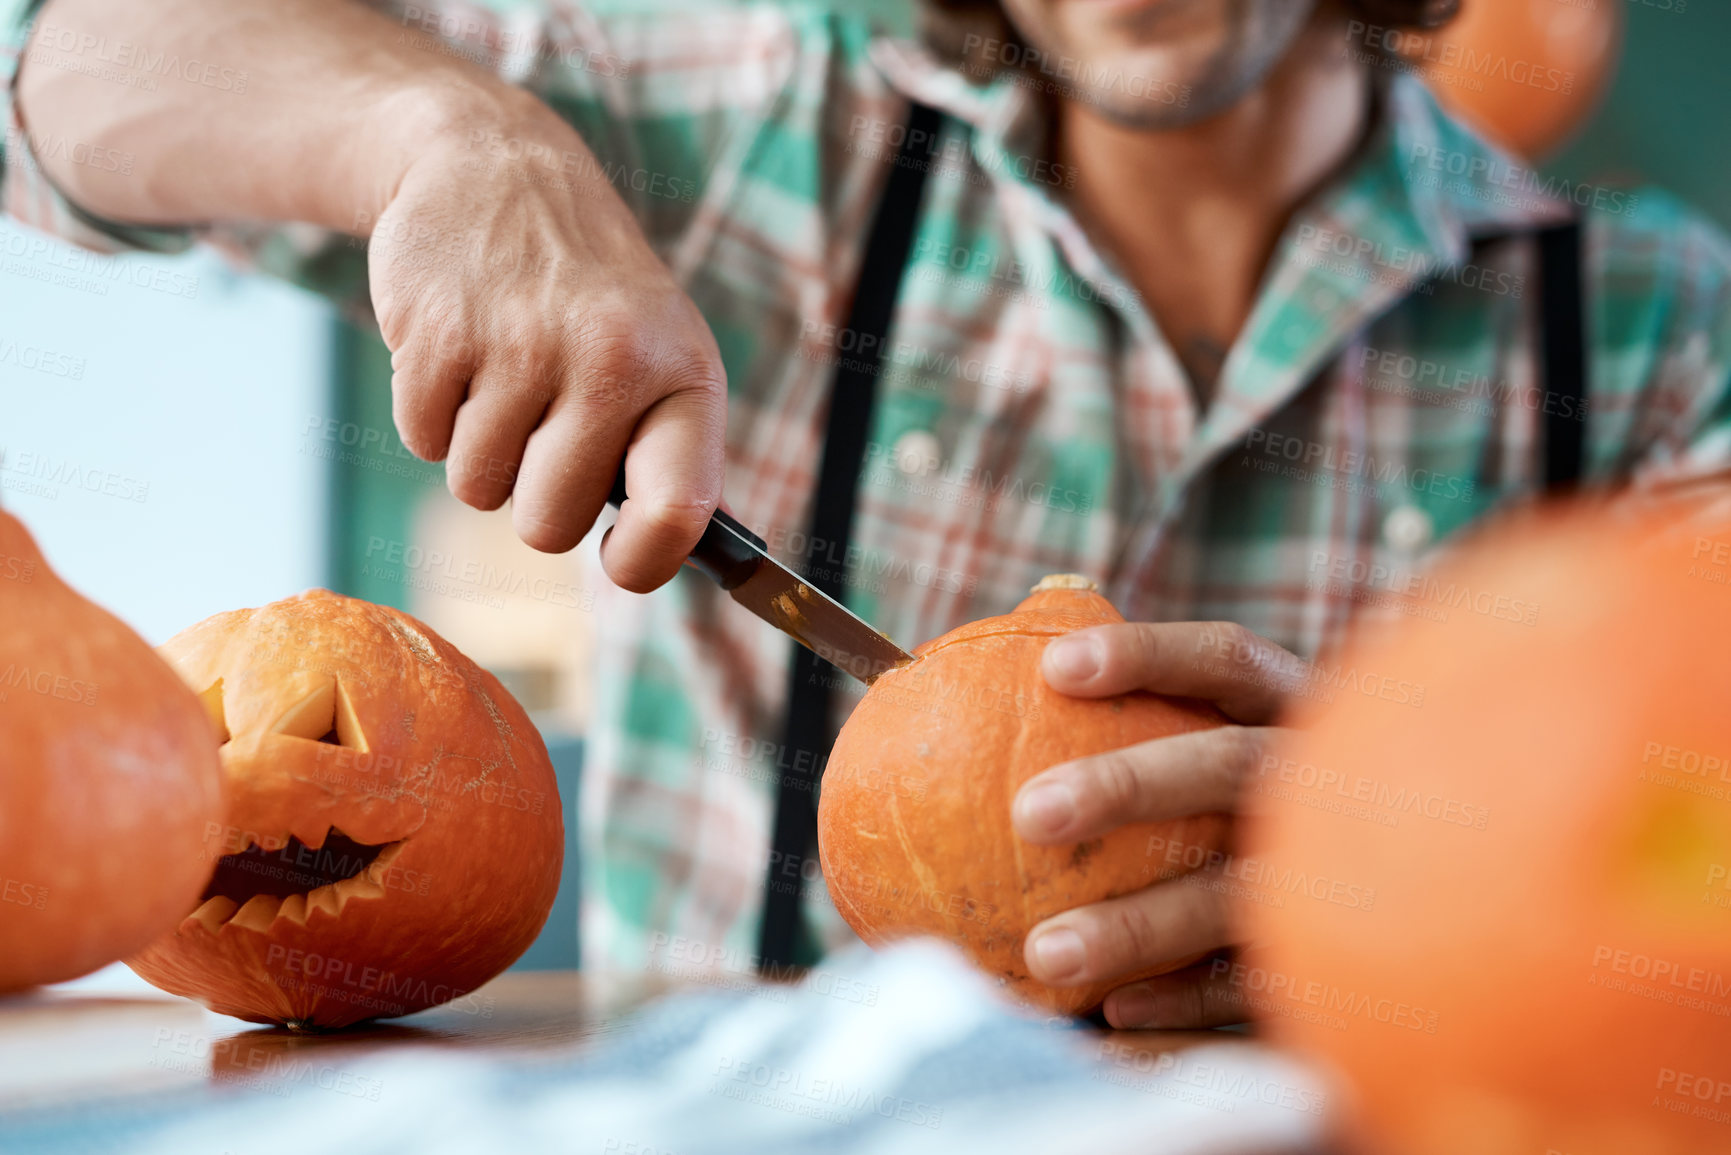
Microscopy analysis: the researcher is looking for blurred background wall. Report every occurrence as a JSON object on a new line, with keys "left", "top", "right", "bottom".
{"left": 2, "top": 0, "right": 1727, "bottom": 973}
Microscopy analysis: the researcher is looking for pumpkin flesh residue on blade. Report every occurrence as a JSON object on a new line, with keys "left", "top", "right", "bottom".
{"left": 765, "top": 582, "right": 912, "bottom": 683}
{"left": 767, "top": 587, "right": 810, "bottom": 641}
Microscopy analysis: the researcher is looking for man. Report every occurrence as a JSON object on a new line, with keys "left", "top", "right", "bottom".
{"left": 6, "top": 0, "right": 1727, "bottom": 1029}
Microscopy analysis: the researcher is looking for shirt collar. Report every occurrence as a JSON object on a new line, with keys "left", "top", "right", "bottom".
{"left": 870, "top": 38, "right": 1569, "bottom": 242}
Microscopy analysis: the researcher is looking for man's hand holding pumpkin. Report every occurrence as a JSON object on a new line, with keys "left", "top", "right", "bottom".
{"left": 1012, "top": 621, "right": 1313, "bottom": 1029}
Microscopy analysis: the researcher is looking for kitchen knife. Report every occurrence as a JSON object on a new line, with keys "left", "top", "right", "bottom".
{"left": 606, "top": 471, "right": 914, "bottom": 684}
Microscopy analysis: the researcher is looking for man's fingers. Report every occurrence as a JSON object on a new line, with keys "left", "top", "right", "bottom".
{"left": 1101, "top": 956, "right": 1251, "bottom": 1030}
{"left": 1041, "top": 621, "right": 1309, "bottom": 722}
{"left": 598, "top": 383, "right": 726, "bottom": 591}
{"left": 388, "top": 331, "right": 475, "bottom": 462}
{"left": 1013, "top": 726, "right": 1270, "bottom": 843}
{"left": 444, "top": 372, "right": 549, "bottom": 511}
{"left": 509, "top": 387, "right": 628, "bottom": 556}
{"left": 1023, "top": 867, "right": 1233, "bottom": 990}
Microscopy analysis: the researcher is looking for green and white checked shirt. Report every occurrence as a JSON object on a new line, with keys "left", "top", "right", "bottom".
{"left": 6, "top": 1, "right": 1729, "bottom": 975}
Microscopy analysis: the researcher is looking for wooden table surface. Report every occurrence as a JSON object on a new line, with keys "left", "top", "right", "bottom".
{"left": 0, "top": 969, "right": 1252, "bottom": 1116}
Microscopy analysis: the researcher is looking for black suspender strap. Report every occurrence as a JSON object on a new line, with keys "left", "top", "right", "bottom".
{"left": 1466, "top": 220, "right": 1588, "bottom": 491}
{"left": 756, "top": 100, "right": 944, "bottom": 972}
{"left": 1537, "top": 220, "right": 1587, "bottom": 490}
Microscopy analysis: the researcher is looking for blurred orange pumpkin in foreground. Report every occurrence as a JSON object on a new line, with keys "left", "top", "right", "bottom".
{"left": 0, "top": 511, "right": 224, "bottom": 991}
{"left": 126, "top": 591, "right": 563, "bottom": 1029}
{"left": 1244, "top": 502, "right": 1731, "bottom": 1155}
{"left": 819, "top": 574, "right": 1231, "bottom": 1016}
{"left": 1396, "top": 0, "right": 1622, "bottom": 158}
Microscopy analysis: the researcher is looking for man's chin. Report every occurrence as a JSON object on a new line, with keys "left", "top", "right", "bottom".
{"left": 1028, "top": 0, "right": 1320, "bottom": 130}
{"left": 1045, "top": 47, "right": 1215, "bottom": 130}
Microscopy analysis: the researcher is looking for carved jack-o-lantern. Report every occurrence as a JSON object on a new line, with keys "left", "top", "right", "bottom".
{"left": 126, "top": 591, "right": 562, "bottom": 1029}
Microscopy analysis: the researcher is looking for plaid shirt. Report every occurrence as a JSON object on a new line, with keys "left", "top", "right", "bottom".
{"left": 6, "top": 2, "right": 1730, "bottom": 976}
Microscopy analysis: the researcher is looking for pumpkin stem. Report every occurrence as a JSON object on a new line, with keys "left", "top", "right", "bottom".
{"left": 1031, "top": 573, "right": 1099, "bottom": 593}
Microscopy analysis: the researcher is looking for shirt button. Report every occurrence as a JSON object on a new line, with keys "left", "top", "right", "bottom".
{"left": 891, "top": 429, "right": 943, "bottom": 477}
{"left": 1382, "top": 504, "right": 1434, "bottom": 552}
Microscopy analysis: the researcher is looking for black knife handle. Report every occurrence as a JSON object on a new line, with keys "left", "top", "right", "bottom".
{"left": 606, "top": 466, "right": 768, "bottom": 591}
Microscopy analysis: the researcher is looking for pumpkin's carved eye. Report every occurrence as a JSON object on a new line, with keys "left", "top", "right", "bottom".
{"left": 198, "top": 679, "right": 230, "bottom": 744}
{"left": 272, "top": 677, "right": 368, "bottom": 752}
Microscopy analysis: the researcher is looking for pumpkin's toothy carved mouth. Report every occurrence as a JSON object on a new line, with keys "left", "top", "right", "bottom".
{"left": 187, "top": 826, "right": 407, "bottom": 934}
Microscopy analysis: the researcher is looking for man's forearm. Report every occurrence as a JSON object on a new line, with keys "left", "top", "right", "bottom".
{"left": 16, "top": 0, "right": 543, "bottom": 233}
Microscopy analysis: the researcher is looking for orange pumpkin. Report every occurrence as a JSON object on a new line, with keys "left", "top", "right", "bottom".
{"left": 126, "top": 590, "right": 563, "bottom": 1029}
{"left": 1243, "top": 504, "right": 1731, "bottom": 1155}
{"left": 1399, "top": 0, "right": 1622, "bottom": 158}
{"left": 0, "top": 511, "right": 224, "bottom": 991}
{"left": 818, "top": 574, "right": 1231, "bottom": 1015}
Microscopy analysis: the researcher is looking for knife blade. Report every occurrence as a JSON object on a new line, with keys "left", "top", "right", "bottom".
{"left": 606, "top": 471, "right": 914, "bottom": 684}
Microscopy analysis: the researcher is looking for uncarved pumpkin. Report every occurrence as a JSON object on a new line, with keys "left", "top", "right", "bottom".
{"left": 0, "top": 510, "right": 224, "bottom": 991}
{"left": 1243, "top": 504, "right": 1731, "bottom": 1155}
{"left": 818, "top": 575, "right": 1231, "bottom": 1015}
{"left": 1399, "top": 0, "right": 1622, "bottom": 159}
{"left": 126, "top": 590, "right": 562, "bottom": 1029}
